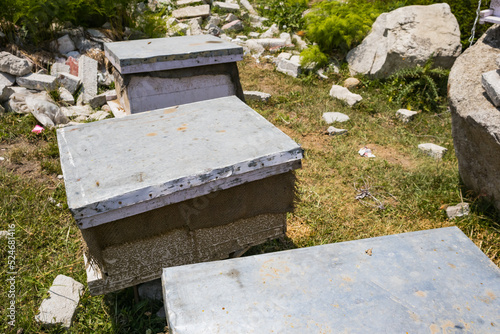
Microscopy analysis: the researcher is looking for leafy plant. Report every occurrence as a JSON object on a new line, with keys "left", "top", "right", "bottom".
{"left": 299, "top": 44, "right": 329, "bottom": 69}
{"left": 385, "top": 59, "right": 449, "bottom": 112}
{"left": 257, "top": 0, "right": 309, "bottom": 32}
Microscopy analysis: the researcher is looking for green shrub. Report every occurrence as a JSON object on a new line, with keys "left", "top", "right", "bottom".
{"left": 257, "top": 0, "right": 309, "bottom": 32}
{"left": 299, "top": 44, "right": 328, "bottom": 69}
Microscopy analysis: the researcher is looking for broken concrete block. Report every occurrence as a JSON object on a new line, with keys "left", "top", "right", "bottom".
{"left": 0, "top": 51, "right": 32, "bottom": 76}
{"left": 78, "top": 55, "right": 98, "bottom": 103}
{"left": 172, "top": 5, "right": 210, "bottom": 19}
{"left": 396, "top": 109, "right": 418, "bottom": 123}
{"left": 89, "top": 93, "right": 107, "bottom": 109}
{"left": 277, "top": 55, "right": 301, "bottom": 77}
{"left": 481, "top": 69, "right": 500, "bottom": 107}
{"left": 244, "top": 91, "right": 271, "bottom": 102}
{"left": 322, "top": 112, "right": 350, "bottom": 124}
{"left": 0, "top": 72, "right": 15, "bottom": 86}
{"left": 57, "top": 73, "right": 81, "bottom": 94}
{"left": 446, "top": 203, "right": 470, "bottom": 219}
{"left": 58, "top": 87, "right": 75, "bottom": 105}
{"left": 104, "top": 89, "right": 117, "bottom": 101}
{"left": 50, "top": 63, "right": 70, "bottom": 77}
{"left": 56, "top": 34, "right": 76, "bottom": 54}
{"left": 327, "top": 126, "right": 348, "bottom": 135}
{"left": 329, "top": 85, "right": 362, "bottom": 106}
{"left": 222, "top": 20, "right": 243, "bottom": 32}
{"left": 418, "top": 143, "right": 448, "bottom": 160}
{"left": 138, "top": 279, "right": 163, "bottom": 301}
{"left": 260, "top": 23, "right": 279, "bottom": 38}
{"left": 35, "top": 275, "right": 84, "bottom": 329}
{"left": 16, "top": 73, "right": 57, "bottom": 91}
{"left": 213, "top": 1, "right": 240, "bottom": 12}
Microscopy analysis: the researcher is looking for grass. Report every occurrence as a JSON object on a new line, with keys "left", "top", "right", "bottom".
{"left": 0, "top": 56, "right": 499, "bottom": 333}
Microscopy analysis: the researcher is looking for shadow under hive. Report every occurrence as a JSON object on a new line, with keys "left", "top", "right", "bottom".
{"left": 57, "top": 96, "right": 303, "bottom": 295}
{"left": 104, "top": 35, "right": 245, "bottom": 115}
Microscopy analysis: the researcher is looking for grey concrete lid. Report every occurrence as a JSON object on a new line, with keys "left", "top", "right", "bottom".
{"left": 57, "top": 96, "right": 303, "bottom": 228}
{"left": 162, "top": 226, "right": 500, "bottom": 333}
{"left": 104, "top": 35, "right": 244, "bottom": 74}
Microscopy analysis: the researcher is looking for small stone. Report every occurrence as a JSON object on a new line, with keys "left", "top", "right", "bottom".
{"left": 225, "top": 13, "right": 239, "bottom": 22}
{"left": 56, "top": 34, "right": 76, "bottom": 54}
{"left": 189, "top": 18, "right": 203, "bottom": 35}
{"left": 277, "top": 52, "right": 292, "bottom": 61}
{"left": 57, "top": 73, "right": 82, "bottom": 95}
{"left": 396, "top": 109, "right": 418, "bottom": 123}
{"left": 260, "top": 23, "right": 279, "bottom": 38}
{"left": 244, "top": 91, "right": 271, "bottom": 102}
{"left": 35, "top": 275, "right": 84, "bottom": 329}
{"left": 248, "top": 32, "right": 260, "bottom": 38}
{"left": 221, "top": 20, "right": 243, "bottom": 32}
{"left": 172, "top": 5, "right": 210, "bottom": 19}
{"left": 418, "top": 143, "right": 448, "bottom": 160}
{"left": 89, "top": 93, "right": 107, "bottom": 109}
{"left": 277, "top": 55, "right": 302, "bottom": 77}
{"left": 0, "top": 72, "right": 16, "bottom": 86}
{"left": 279, "top": 32, "right": 292, "bottom": 45}
{"left": 104, "top": 89, "right": 117, "bottom": 101}
{"left": 322, "top": 112, "right": 350, "bottom": 124}
{"left": 0, "top": 51, "right": 33, "bottom": 76}
{"left": 58, "top": 87, "right": 75, "bottom": 105}
{"left": 344, "top": 77, "right": 360, "bottom": 89}
{"left": 207, "top": 26, "right": 221, "bottom": 37}
{"left": 481, "top": 69, "right": 500, "bottom": 107}
{"left": 206, "top": 15, "right": 221, "bottom": 27}
{"left": 50, "top": 63, "right": 70, "bottom": 76}
{"left": 168, "top": 22, "right": 190, "bottom": 37}
{"left": 329, "top": 85, "right": 362, "bottom": 106}
{"left": 16, "top": 73, "right": 57, "bottom": 91}
{"left": 61, "top": 105, "right": 94, "bottom": 117}
{"left": 446, "top": 202, "right": 470, "bottom": 219}
{"left": 57, "top": 174, "right": 64, "bottom": 179}
{"left": 89, "top": 109, "right": 109, "bottom": 121}
{"left": 240, "top": 0, "right": 257, "bottom": 15}
{"left": 78, "top": 55, "right": 98, "bottom": 103}
{"left": 317, "top": 69, "right": 328, "bottom": 80}
{"left": 327, "top": 126, "right": 348, "bottom": 135}
{"left": 138, "top": 279, "right": 163, "bottom": 301}
{"left": 213, "top": 1, "right": 240, "bottom": 12}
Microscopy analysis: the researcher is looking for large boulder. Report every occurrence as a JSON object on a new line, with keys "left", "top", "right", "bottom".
{"left": 347, "top": 3, "right": 461, "bottom": 78}
{"left": 448, "top": 25, "right": 500, "bottom": 213}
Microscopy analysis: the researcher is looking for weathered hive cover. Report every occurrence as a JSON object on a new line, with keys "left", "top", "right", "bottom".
{"left": 104, "top": 35, "right": 244, "bottom": 74}
{"left": 57, "top": 96, "right": 303, "bottom": 229}
{"left": 162, "top": 227, "right": 500, "bottom": 333}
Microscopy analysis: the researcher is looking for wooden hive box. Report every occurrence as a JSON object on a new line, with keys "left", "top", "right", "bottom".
{"left": 57, "top": 96, "right": 303, "bottom": 295}
{"left": 104, "top": 35, "right": 245, "bottom": 115}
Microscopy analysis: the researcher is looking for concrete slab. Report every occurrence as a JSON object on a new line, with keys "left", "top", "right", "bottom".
{"left": 171, "top": 5, "right": 210, "bottom": 20}
{"left": 162, "top": 227, "right": 500, "bottom": 333}
{"left": 418, "top": 143, "right": 448, "bottom": 160}
{"left": 16, "top": 73, "right": 57, "bottom": 91}
{"left": 104, "top": 35, "right": 243, "bottom": 74}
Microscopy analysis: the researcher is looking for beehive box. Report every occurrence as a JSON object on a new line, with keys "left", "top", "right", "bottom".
{"left": 57, "top": 96, "right": 303, "bottom": 295}
{"left": 104, "top": 35, "right": 245, "bottom": 115}
{"left": 162, "top": 227, "right": 500, "bottom": 333}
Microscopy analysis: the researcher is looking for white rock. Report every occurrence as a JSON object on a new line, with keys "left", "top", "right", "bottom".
{"left": 50, "top": 63, "right": 70, "bottom": 76}
{"left": 17, "top": 73, "right": 57, "bottom": 91}
{"left": 57, "top": 73, "right": 81, "bottom": 94}
{"left": 329, "top": 85, "right": 362, "bottom": 106}
{"left": 418, "top": 143, "right": 448, "bottom": 160}
{"left": 0, "top": 51, "right": 32, "bottom": 76}
{"left": 446, "top": 203, "right": 470, "bottom": 219}
{"left": 248, "top": 32, "right": 260, "bottom": 38}
{"left": 4, "top": 87, "right": 33, "bottom": 113}
{"left": 344, "top": 77, "right": 360, "bottom": 89}
{"left": 322, "top": 112, "right": 350, "bottom": 124}
{"left": 279, "top": 32, "right": 292, "bottom": 45}
{"left": 245, "top": 40, "right": 265, "bottom": 54}
{"left": 244, "top": 91, "right": 271, "bottom": 102}
{"left": 221, "top": 20, "right": 243, "bottom": 32}
{"left": 481, "top": 69, "right": 500, "bottom": 107}
{"left": 253, "top": 38, "right": 287, "bottom": 48}
{"left": 56, "top": 34, "right": 76, "bottom": 54}
{"left": 225, "top": 13, "right": 238, "bottom": 22}
{"left": 213, "top": 1, "right": 240, "bottom": 12}
{"left": 35, "top": 275, "right": 84, "bottom": 329}
{"left": 59, "top": 87, "right": 75, "bottom": 105}
{"left": 172, "top": 5, "right": 210, "bottom": 19}
{"left": 169, "top": 22, "right": 190, "bottom": 36}
{"left": 61, "top": 105, "right": 94, "bottom": 117}
{"left": 78, "top": 55, "right": 98, "bottom": 103}
{"left": 206, "top": 15, "right": 221, "bottom": 27}
{"left": 239, "top": 0, "right": 257, "bottom": 15}
{"left": 292, "top": 34, "right": 308, "bottom": 50}
{"left": 347, "top": 3, "right": 461, "bottom": 78}
{"left": 277, "top": 55, "right": 302, "bottom": 77}
{"left": 396, "top": 109, "right": 418, "bottom": 123}
{"left": 277, "top": 52, "right": 292, "bottom": 61}
{"left": 189, "top": 18, "right": 203, "bottom": 35}
{"left": 327, "top": 126, "right": 348, "bottom": 135}
{"left": 260, "top": 23, "right": 279, "bottom": 38}
{"left": 89, "top": 109, "right": 109, "bottom": 121}
{"left": 0, "top": 72, "right": 15, "bottom": 86}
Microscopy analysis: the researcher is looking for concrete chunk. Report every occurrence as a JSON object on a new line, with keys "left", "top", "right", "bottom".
{"left": 50, "top": 63, "right": 70, "bottom": 77}
{"left": 396, "top": 109, "right": 418, "bottom": 123}
{"left": 329, "top": 85, "right": 362, "bottom": 106}
{"left": 244, "top": 91, "right": 271, "bottom": 102}
{"left": 78, "top": 55, "right": 98, "bottom": 103}
{"left": 418, "top": 143, "right": 447, "bottom": 160}
{"left": 222, "top": 20, "right": 243, "bottom": 32}
{"left": 0, "top": 51, "right": 32, "bottom": 76}
{"left": 16, "top": 73, "right": 57, "bottom": 91}
{"left": 172, "top": 5, "right": 210, "bottom": 19}
{"left": 0, "top": 72, "right": 15, "bottom": 86}
{"left": 89, "top": 92, "right": 107, "bottom": 109}
{"left": 322, "top": 112, "right": 350, "bottom": 124}
{"left": 35, "top": 275, "right": 84, "bottom": 329}
{"left": 446, "top": 203, "right": 470, "bottom": 219}
{"left": 57, "top": 73, "right": 81, "bottom": 94}
{"left": 481, "top": 69, "right": 500, "bottom": 107}
{"left": 277, "top": 55, "right": 301, "bottom": 77}
{"left": 56, "top": 34, "right": 76, "bottom": 54}
{"left": 59, "top": 87, "right": 75, "bottom": 105}
{"left": 213, "top": 1, "right": 240, "bottom": 12}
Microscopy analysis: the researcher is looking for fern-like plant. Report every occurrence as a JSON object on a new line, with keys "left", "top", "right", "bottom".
{"left": 386, "top": 59, "right": 449, "bottom": 112}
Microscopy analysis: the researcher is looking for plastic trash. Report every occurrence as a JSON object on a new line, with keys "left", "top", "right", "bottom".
{"left": 31, "top": 125, "right": 44, "bottom": 134}
{"left": 359, "top": 147, "right": 376, "bottom": 158}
